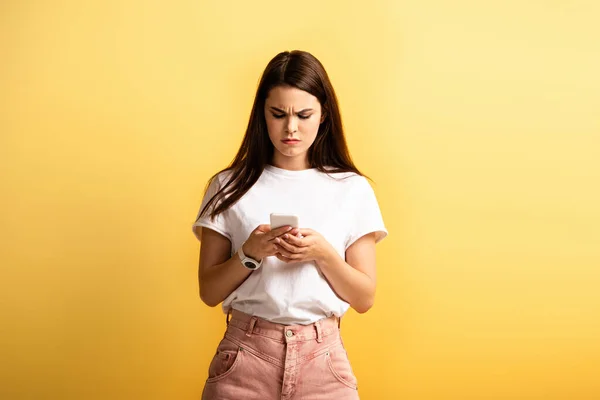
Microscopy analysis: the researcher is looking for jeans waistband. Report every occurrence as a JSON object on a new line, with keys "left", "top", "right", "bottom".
{"left": 226, "top": 308, "right": 341, "bottom": 343}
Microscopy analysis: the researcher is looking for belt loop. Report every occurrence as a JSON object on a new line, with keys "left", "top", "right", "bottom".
{"left": 226, "top": 309, "right": 232, "bottom": 326}
{"left": 246, "top": 316, "right": 258, "bottom": 337}
{"left": 314, "top": 320, "right": 323, "bottom": 343}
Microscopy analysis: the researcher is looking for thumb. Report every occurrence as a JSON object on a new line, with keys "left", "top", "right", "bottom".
{"left": 255, "top": 224, "right": 272, "bottom": 234}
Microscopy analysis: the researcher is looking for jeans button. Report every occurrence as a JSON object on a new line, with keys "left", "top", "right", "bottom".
{"left": 286, "top": 330, "right": 294, "bottom": 338}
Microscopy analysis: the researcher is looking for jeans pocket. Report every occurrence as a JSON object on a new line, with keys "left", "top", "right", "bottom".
{"left": 206, "top": 338, "right": 244, "bottom": 383}
{"left": 325, "top": 343, "right": 358, "bottom": 390}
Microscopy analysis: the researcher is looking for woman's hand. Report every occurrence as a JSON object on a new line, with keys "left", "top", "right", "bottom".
{"left": 274, "top": 228, "right": 335, "bottom": 264}
{"left": 243, "top": 225, "right": 294, "bottom": 261}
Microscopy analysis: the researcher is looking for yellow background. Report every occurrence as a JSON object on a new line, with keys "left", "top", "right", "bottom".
{"left": 1, "top": 1, "right": 599, "bottom": 399}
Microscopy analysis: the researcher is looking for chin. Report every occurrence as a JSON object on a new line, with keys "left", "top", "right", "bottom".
{"left": 277, "top": 149, "right": 303, "bottom": 160}
{"left": 278, "top": 147, "right": 301, "bottom": 156}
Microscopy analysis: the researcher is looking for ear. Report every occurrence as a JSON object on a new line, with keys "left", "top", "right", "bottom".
{"left": 320, "top": 111, "right": 326, "bottom": 124}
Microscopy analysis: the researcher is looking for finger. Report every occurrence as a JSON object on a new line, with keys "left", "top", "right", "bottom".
{"left": 276, "top": 238, "right": 297, "bottom": 253}
{"left": 281, "top": 233, "right": 306, "bottom": 247}
{"left": 267, "top": 225, "right": 293, "bottom": 239}
{"left": 269, "top": 242, "right": 280, "bottom": 252}
{"left": 296, "top": 228, "right": 313, "bottom": 237}
{"left": 259, "top": 240, "right": 279, "bottom": 254}
{"left": 275, "top": 251, "right": 303, "bottom": 262}
{"left": 274, "top": 244, "right": 300, "bottom": 259}
{"left": 287, "top": 229, "right": 304, "bottom": 239}
{"left": 277, "top": 245, "right": 292, "bottom": 260}
{"left": 255, "top": 224, "right": 272, "bottom": 233}
{"left": 274, "top": 244, "right": 289, "bottom": 257}
{"left": 267, "top": 237, "right": 284, "bottom": 244}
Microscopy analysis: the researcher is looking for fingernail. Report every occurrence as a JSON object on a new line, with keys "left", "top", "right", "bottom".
{"left": 283, "top": 234, "right": 288, "bottom": 239}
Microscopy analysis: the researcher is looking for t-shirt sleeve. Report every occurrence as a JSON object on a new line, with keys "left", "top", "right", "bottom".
{"left": 344, "top": 177, "right": 388, "bottom": 250}
{"left": 192, "top": 174, "right": 231, "bottom": 243}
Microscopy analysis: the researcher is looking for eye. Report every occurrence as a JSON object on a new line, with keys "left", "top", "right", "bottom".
{"left": 271, "top": 113, "right": 311, "bottom": 120}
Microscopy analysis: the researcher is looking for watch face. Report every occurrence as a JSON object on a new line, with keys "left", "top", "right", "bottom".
{"left": 244, "top": 261, "right": 257, "bottom": 270}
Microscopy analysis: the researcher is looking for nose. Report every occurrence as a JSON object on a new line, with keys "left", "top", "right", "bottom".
{"left": 285, "top": 117, "right": 298, "bottom": 133}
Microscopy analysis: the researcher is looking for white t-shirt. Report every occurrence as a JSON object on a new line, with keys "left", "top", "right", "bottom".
{"left": 192, "top": 164, "right": 388, "bottom": 325}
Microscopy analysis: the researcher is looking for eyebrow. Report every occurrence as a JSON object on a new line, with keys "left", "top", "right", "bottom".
{"left": 269, "top": 107, "right": 314, "bottom": 114}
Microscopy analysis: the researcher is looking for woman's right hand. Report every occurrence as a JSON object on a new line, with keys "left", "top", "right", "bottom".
{"left": 241, "top": 224, "right": 295, "bottom": 261}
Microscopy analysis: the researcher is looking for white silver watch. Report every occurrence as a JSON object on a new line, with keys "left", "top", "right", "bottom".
{"left": 238, "top": 242, "right": 262, "bottom": 270}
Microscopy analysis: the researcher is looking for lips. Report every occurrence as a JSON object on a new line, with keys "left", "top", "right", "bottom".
{"left": 282, "top": 139, "right": 300, "bottom": 144}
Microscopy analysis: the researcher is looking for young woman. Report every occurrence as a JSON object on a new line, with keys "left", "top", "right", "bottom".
{"left": 193, "top": 50, "right": 387, "bottom": 400}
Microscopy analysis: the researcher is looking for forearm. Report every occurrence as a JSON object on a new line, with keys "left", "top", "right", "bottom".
{"left": 316, "top": 250, "right": 376, "bottom": 313}
{"left": 200, "top": 253, "right": 252, "bottom": 307}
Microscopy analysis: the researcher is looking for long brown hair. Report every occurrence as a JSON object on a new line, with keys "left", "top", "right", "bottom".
{"left": 199, "top": 50, "right": 365, "bottom": 220}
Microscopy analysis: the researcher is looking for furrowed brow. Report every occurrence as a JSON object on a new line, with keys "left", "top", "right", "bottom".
{"left": 269, "top": 107, "right": 313, "bottom": 114}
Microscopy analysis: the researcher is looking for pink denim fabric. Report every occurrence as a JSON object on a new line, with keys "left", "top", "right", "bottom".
{"left": 201, "top": 309, "right": 360, "bottom": 400}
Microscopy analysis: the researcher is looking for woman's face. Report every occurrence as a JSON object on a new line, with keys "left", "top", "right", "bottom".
{"left": 264, "top": 85, "right": 324, "bottom": 169}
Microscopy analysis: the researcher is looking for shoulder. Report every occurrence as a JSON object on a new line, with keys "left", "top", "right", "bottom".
{"left": 320, "top": 168, "right": 371, "bottom": 189}
{"left": 200, "top": 169, "right": 236, "bottom": 203}
{"left": 208, "top": 169, "right": 235, "bottom": 188}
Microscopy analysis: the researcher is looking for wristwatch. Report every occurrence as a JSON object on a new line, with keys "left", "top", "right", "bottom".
{"left": 238, "top": 242, "right": 262, "bottom": 270}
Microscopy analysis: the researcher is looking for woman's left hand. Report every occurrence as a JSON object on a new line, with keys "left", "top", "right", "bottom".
{"left": 273, "top": 228, "right": 335, "bottom": 264}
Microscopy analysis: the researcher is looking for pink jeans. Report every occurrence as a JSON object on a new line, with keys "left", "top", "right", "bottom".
{"left": 201, "top": 308, "right": 360, "bottom": 400}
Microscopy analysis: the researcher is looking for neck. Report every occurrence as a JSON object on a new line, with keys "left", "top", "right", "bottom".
{"left": 271, "top": 155, "right": 311, "bottom": 171}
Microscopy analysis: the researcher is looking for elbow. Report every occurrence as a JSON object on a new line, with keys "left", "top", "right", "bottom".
{"left": 353, "top": 296, "right": 375, "bottom": 314}
{"left": 199, "top": 286, "right": 220, "bottom": 308}
{"left": 354, "top": 303, "right": 373, "bottom": 314}
{"left": 200, "top": 294, "right": 219, "bottom": 308}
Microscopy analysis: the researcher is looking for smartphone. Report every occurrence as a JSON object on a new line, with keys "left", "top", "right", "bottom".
{"left": 270, "top": 213, "right": 299, "bottom": 229}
